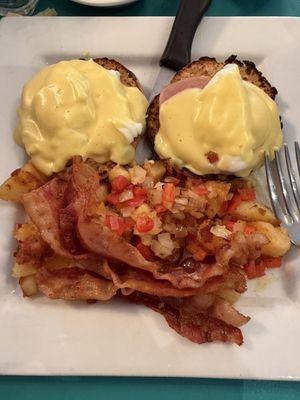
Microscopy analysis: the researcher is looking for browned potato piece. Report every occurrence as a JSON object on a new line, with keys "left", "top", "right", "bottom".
{"left": 19, "top": 274, "right": 38, "bottom": 297}
{"left": 0, "top": 161, "right": 47, "bottom": 203}
{"left": 108, "top": 165, "right": 130, "bottom": 182}
{"left": 250, "top": 221, "right": 291, "bottom": 257}
{"left": 230, "top": 201, "right": 279, "bottom": 226}
{"left": 12, "top": 262, "right": 37, "bottom": 279}
{"left": 143, "top": 160, "right": 166, "bottom": 182}
{"left": 14, "top": 221, "right": 38, "bottom": 241}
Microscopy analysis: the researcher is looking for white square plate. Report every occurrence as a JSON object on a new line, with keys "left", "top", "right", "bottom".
{"left": 0, "top": 16, "right": 300, "bottom": 379}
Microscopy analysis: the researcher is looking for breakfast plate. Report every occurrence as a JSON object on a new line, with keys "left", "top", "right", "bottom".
{"left": 70, "top": 0, "right": 139, "bottom": 7}
{"left": 0, "top": 16, "right": 300, "bottom": 379}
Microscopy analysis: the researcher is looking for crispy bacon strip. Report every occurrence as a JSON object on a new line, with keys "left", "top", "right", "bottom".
{"left": 36, "top": 266, "right": 116, "bottom": 301}
{"left": 102, "top": 262, "right": 231, "bottom": 298}
{"left": 125, "top": 292, "right": 244, "bottom": 345}
{"left": 23, "top": 178, "right": 73, "bottom": 258}
{"left": 210, "top": 297, "right": 250, "bottom": 327}
{"left": 78, "top": 218, "right": 227, "bottom": 289}
{"left": 23, "top": 159, "right": 99, "bottom": 258}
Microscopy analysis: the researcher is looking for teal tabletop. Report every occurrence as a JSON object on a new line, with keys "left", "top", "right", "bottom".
{"left": 1, "top": 0, "right": 300, "bottom": 399}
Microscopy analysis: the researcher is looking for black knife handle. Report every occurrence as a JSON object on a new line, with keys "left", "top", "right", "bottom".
{"left": 160, "top": 0, "right": 211, "bottom": 71}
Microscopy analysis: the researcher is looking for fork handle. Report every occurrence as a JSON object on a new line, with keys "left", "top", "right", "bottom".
{"left": 160, "top": 0, "right": 212, "bottom": 70}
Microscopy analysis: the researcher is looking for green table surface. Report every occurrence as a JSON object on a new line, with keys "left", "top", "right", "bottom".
{"left": 1, "top": 0, "right": 300, "bottom": 398}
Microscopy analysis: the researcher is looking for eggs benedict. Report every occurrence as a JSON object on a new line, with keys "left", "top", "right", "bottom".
{"left": 14, "top": 58, "right": 148, "bottom": 175}
{"left": 147, "top": 56, "right": 282, "bottom": 177}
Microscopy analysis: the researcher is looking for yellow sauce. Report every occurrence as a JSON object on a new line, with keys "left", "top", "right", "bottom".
{"left": 14, "top": 59, "right": 148, "bottom": 175}
{"left": 155, "top": 64, "right": 282, "bottom": 177}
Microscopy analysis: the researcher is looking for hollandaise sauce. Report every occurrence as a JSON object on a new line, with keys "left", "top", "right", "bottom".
{"left": 14, "top": 59, "right": 148, "bottom": 175}
{"left": 155, "top": 64, "right": 282, "bottom": 177}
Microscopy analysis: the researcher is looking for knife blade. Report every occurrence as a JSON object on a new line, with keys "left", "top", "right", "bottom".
{"left": 136, "top": 0, "right": 212, "bottom": 163}
{"left": 148, "top": 0, "right": 212, "bottom": 102}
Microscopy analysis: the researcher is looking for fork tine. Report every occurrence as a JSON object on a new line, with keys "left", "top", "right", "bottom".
{"left": 264, "top": 153, "right": 290, "bottom": 224}
{"left": 296, "top": 141, "right": 300, "bottom": 175}
{"left": 284, "top": 144, "right": 300, "bottom": 211}
{"left": 274, "top": 150, "right": 295, "bottom": 217}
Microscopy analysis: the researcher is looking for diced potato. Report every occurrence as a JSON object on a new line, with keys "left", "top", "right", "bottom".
{"left": 143, "top": 160, "right": 166, "bottom": 182}
{"left": 251, "top": 221, "right": 291, "bottom": 257}
{"left": 19, "top": 274, "right": 38, "bottom": 297}
{"left": 108, "top": 165, "right": 130, "bottom": 182}
{"left": 230, "top": 201, "right": 279, "bottom": 226}
{"left": 129, "top": 165, "right": 147, "bottom": 184}
{"left": 132, "top": 204, "right": 151, "bottom": 218}
{"left": 14, "top": 221, "right": 38, "bottom": 241}
{"left": 0, "top": 161, "right": 46, "bottom": 203}
{"left": 12, "top": 262, "right": 37, "bottom": 279}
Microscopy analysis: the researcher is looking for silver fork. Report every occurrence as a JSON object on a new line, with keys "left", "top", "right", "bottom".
{"left": 265, "top": 142, "right": 300, "bottom": 246}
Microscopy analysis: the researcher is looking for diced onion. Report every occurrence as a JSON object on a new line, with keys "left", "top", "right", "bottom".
{"left": 119, "top": 189, "right": 134, "bottom": 202}
{"left": 210, "top": 225, "right": 232, "bottom": 239}
{"left": 175, "top": 197, "right": 188, "bottom": 205}
{"left": 109, "top": 216, "right": 120, "bottom": 231}
{"left": 157, "top": 233, "right": 173, "bottom": 249}
{"left": 120, "top": 206, "right": 135, "bottom": 217}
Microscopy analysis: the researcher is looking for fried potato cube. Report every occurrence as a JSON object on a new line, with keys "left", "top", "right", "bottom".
{"left": 230, "top": 200, "right": 279, "bottom": 226}
{"left": 19, "top": 274, "right": 38, "bottom": 297}
{"left": 251, "top": 221, "right": 291, "bottom": 257}
{"left": 12, "top": 262, "right": 37, "bottom": 279}
{"left": 108, "top": 165, "right": 130, "bottom": 182}
{"left": 143, "top": 160, "right": 166, "bottom": 182}
{"left": 0, "top": 161, "right": 47, "bottom": 203}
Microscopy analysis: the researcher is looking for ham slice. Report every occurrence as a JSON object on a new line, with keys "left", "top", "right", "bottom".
{"left": 159, "top": 76, "right": 210, "bottom": 104}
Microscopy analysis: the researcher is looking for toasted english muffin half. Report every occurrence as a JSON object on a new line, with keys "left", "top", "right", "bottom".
{"left": 146, "top": 55, "right": 278, "bottom": 144}
{"left": 93, "top": 57, "right": 142, "bottom": 90}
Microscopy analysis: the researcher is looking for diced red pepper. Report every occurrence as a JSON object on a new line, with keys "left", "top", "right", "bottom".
{"left": 118, "top": 186, "right": 147, "bottom": 207}
{"left": 123, "top": 197, "right": 144, "bottom": 207}
{"left": 136, "top": 214, "right": 154, "bottom": 233}
{"left": 123, "top": 217, "right": 135, "bottom": 228}
{"left": 192, "top": 185, "right": 209, "bottom": 196}
{"left": 244, "top": 260, "right": 266, "bottom": 279}
{"left": 244, "top": 225, "right": 256, "bottom": 235}
{"left": 133, "top": 187, "right": 147, "bottom": 197}
{"left": 162, "top": 183, "right": 175, "bottom": 206}
{"left": 261, "top": 256, "right": 282, "bottom": 269}
{"left": 111, "top": 175, "right": 130, "bottom": 193}
{"left": 107, "top": 192, "right": 120, "bottom": 206}
{"left": 238, "top": 188, "right": 256, "bottom": 201}
{"left": 105, "top": 215, "right": 127, "bottom": 235}
{"left": 220, "top": 200, "right": 228, "bottom": 212}
{"left": 225, "top": 220, "right": 236, "bottom": 232}
{"left": 155, "top": 204, "right": 167, "bottom": 214}
{"left": 228, "top": 195, "right": 242, "bottom": 212}
{"left": 136, "top": 242, "right": 155, "bottom": 261}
